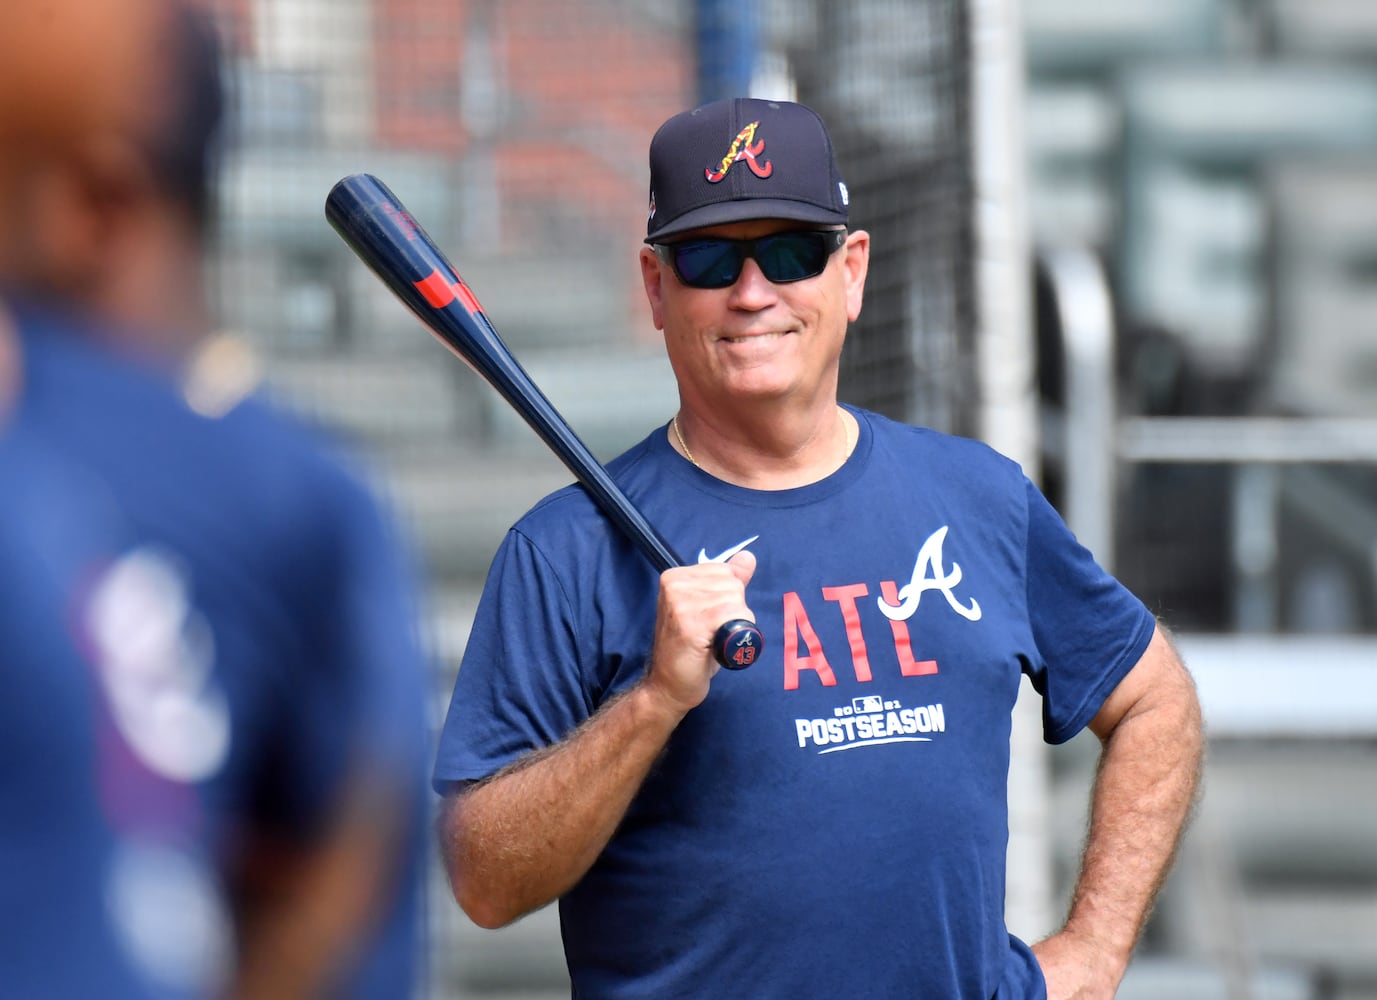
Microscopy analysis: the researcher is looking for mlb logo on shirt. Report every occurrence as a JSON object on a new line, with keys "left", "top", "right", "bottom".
{"left": 852, "top": 695, "right": 884, "bottom": 714}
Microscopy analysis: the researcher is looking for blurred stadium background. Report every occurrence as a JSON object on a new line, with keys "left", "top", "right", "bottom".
{"left": 197, "top": 0, "right": 1377, "bottom": 996}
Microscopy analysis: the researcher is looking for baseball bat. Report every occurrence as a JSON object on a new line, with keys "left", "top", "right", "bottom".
{"left": 324, "top": 173, "right": 761, "bottom": 670}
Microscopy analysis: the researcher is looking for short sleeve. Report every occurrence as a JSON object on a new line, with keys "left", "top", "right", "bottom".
{"left": 431, "top": 528, "right": 594, "bottom": 793}
{"left": 1020, "top": 479, "right": 1156, "bottom": 744}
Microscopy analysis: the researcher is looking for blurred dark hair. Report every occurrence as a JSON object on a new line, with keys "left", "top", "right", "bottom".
{"left": 144, "top": 1, "right": 226, "bottom": 231}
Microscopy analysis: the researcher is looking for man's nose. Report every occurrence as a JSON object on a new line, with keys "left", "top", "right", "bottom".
{"left": 727, "top": 254, "right": 778, "bottom": 305}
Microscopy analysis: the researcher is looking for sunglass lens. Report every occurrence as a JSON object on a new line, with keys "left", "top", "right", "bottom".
{"left": 756, "top": 232, "right": 829, "bottom": 283}
{"left": 671, "top": 240, "right": 743, "bottom": 289}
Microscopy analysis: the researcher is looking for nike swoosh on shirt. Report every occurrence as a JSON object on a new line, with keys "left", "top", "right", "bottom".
{"left": 697, "top": 535, "right": 760, "bottom": 564}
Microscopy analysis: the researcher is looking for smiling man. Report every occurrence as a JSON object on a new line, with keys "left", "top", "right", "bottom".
{"left": 433, "top": 97, "right": 1202, "bottom": 1000}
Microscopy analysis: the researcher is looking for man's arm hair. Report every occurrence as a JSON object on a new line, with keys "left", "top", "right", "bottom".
{"left": 437, "top": 679, "right": 690, "bottom": 929}
{"left": 1034, "top": 623, "right": 1205, "bottom": 998}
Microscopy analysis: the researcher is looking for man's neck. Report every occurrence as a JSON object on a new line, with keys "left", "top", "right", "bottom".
{"left": 669, "top": 402, "right": 857, "bottom": 490}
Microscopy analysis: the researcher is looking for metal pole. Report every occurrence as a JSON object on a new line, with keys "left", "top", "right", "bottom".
{"left": 1043, "top": 246, "right": 1118, "bottom": 570}
{"left": 694, "top": 0, "right": 760, "bottom": 102}
{"left": 970, "top": 0, "right": 1053, "bottom": 943}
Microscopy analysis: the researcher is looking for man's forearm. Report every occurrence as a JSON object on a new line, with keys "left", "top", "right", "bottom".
{"left": 439, "top": 680, "right": 686, "bottom": 929}
{"left": 1058, "top": 633, "right": 1204, "bottom": 984}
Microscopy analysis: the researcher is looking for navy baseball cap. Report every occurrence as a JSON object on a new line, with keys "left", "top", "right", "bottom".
{"left": 645, "top": 97, "right": 849, "bottom": 242}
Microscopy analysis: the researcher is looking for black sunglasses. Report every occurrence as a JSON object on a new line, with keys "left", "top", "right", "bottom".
{"left": 651, "top": 229, "right": 848, "bottom": 289}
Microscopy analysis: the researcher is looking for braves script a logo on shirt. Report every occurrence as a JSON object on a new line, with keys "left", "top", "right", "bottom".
{"left": 877, "top": 525, "right": 981, "bottom": 623}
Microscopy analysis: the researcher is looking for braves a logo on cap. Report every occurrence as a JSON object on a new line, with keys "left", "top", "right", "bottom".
{"left": 705, "top": 121, "right": 773, "bottom": 183}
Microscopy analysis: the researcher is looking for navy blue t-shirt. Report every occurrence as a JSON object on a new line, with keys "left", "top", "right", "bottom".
{"left": 0, "top": 299, "right": 430, "bottom": 998}
{"left": 435, "top": 406, "right": 1155, "bottom": 999}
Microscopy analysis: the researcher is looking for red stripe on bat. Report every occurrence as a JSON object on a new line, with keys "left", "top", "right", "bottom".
{"left": 451, "top": 280, "right": 482, "bottom": 316}
{"left": 414, "top": 269, "right": 456, "bottom": 308}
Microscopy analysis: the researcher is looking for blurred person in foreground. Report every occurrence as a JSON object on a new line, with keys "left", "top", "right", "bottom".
{"left": 0, "top": 2, "right": 431, "bottom": 996}
{"left": 433, "top": 97, "right": 1204, "bottom": 999}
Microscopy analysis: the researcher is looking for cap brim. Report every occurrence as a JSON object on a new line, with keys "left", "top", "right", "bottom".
{"left": 646, "top": 198, "right": 848, "bottom": 243}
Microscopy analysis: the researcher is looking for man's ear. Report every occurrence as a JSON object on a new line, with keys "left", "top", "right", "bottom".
{"left": 842, "top": 229, "right": 870, "bottom": 323}
{"left": 639, "top": 246, "right": 667, "bottom": 331}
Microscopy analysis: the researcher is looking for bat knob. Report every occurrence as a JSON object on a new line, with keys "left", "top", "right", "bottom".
{"left": 712, "top": 619, "right": 762, "bottom": 670}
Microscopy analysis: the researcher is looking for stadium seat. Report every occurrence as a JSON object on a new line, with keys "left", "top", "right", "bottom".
{"left": 1264, "top": 0, "right": 1377, "bottom": 58}
{"left": 1116, "top": 62, "right": 1377, "bottom": 379}
{"left": 1023, "top": 0, "right": 1223, "bottom": 74}
{"left": 1263, "top": 157, "right": 1377, "bottom": 420}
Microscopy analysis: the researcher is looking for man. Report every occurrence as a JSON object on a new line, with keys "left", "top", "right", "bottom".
{"left": 434, "top": 97, "right": 1203, "bottom": 999}
{"left": 0, "top": 2, "right": 430, "bottom": 996}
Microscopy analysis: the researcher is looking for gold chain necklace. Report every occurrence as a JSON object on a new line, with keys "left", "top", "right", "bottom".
{"left": 672, "top": 410, "right": 854, "bottom": 469}
{"left": 672, "top": 412, "right": 699, "bottom": 466}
